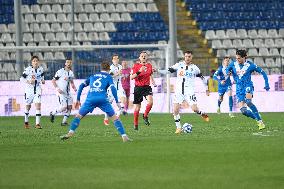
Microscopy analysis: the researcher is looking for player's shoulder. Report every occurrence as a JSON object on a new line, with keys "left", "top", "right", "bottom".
{"left": 24, "top": 65, "right": 32, "bottom": 71}
{"left": 191, "top": 63, "right": 200, "bottom": 70}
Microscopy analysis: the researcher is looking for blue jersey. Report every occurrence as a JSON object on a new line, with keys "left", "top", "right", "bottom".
{"left": 226, "top": 60, "right": 269, "bottom": 102}
{"left": 213, "top": 65, "right": 232, "bottom": 88}
{"left": 76, "top": 71, "right": 119, "bottom": 117}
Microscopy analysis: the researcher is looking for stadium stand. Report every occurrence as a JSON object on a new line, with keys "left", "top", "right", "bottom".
{"left": 185, "top": 0, "right": 284, "bottom": 74}
{"left": 0, "top": 0, "right": 170, "bottom": 80}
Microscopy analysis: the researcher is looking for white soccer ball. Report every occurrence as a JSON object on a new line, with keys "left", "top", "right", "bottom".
{"left": 182, "top": 123, "right": 193, "bottom": 133}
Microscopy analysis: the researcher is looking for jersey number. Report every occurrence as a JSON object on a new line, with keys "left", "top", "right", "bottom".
{"left": 93, "top": 78, "right": 102, "bottom": 88}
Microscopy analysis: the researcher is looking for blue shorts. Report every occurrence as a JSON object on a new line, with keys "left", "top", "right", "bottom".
{"left": 218, "top": 85, "right": 232, "bottom": 96}
{"left": 236, "top": 85, "right": 254, "bottom": 102}
{"left": 79, "top": 97, "right": 115, "bottom": 117}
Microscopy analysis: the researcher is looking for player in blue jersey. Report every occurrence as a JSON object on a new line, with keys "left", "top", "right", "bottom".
{"left": 60, "top": 62, "right": 131, "bottom": 142}
{"left": 213, "top": 56, "right": 235, "bottom": 118}
{"left": 226, "top": 49, "right": 270, "bottom": 130}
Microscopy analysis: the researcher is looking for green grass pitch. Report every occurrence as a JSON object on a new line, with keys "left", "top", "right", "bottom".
{"left": 0, "top": 113, "right": 284, "bottom": 189}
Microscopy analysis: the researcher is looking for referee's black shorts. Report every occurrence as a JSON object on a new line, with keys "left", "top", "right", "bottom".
{"left": 133, "top": 85, "right": 153, "bottom": 104}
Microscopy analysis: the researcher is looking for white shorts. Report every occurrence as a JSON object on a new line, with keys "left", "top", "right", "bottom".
{"left": 57, "top": 94, "right": 73, "bottom": 107}
{"left": 107, "top": 85, "right": 126, "bottom": 103}
{"left": 173, "top": 93, "right": 197, "bottom": 106}
{"left": 25, "top": 92, "right": 41, "bottom": 105}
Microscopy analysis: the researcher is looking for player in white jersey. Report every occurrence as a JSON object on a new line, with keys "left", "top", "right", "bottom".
{"left": 103, "top": 55, "right": 126, "bottom": 125}
{"left": 158, "top": 51, "right": 210, "bottom": 134}
{"left": 49, "top": 59, "right": 77, "bottom": 126}
{"left": 20, "top": 55, "right": 45, "bottom": 129}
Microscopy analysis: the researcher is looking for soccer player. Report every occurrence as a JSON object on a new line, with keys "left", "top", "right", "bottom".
{"left": 121, "top": 60, "right": 131, "bottom": 113}
{"left": 226, "top": 49, "right": 270, "bottom": 130}
{"left": 60, "top": 62, "right": 131, "bottom": 142}
{"left": 103, "top": 55, "right": 127, "bottom": 126}
{"left": 213, "top": 56, "right": 235, "bottom": 118}
{"left": 130, "top": 51, "right": 156, "bottom": 130}
{"left": 20, "top": 55, "right": 45, "bottom": 129}
{"left": 158, "top": 50, "right": 210, "bottom": 134}
{"left": 49, "top": 58, "right": 77, "bottom": 126}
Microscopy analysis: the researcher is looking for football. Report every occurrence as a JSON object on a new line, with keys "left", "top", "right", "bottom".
{"left": 182, "top": 123, "right": 193, "bottom": 133}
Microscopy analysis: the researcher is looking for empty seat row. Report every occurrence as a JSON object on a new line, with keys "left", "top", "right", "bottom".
{"left": 205, "top": 29, "right": 284, "bottom": 40}
{"left": 21, "top": 3, "right": 158, "bottom": 14}
{"left": 23, "top": 12, "right": 132, "bottom": 23}
{"left": 0, "top": 31, "right": 111, "bottom": 42}
{"left": 115, "top": 21, "right": 167, "bottom": 32}
{"left": 216, "top": 48, "right": 284, "bottom": 57}
{"left": 109, "top": 31, "right": 168, "bottom": 42}
{"left": 37, "top": 0, "right": 154, "bottom": 4}
{"left": 22, "top": 22, "right": 116, "bottom": 33}
{"left": 253, "top": 57, "right": 283, "bottom": 67}
{"left": 211, "top": 38, "right": 284, "bottom": 49}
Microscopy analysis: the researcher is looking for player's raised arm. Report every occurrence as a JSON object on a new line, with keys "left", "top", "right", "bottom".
{"left": 254, "top": 64, "right": 270, "bottom": 91}
{"left": 76, "top": 77, "right": 90, "bottom": 102}
{"left": 196, "top": 72, "right": 210, "bottom": 95}
{"left": 158, "top": 62, "right": 179, "bottom": 75}
{"left": 213, "top": 69, "right": 221, "bottom": 83}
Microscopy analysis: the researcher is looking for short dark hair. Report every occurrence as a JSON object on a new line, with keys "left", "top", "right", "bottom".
{"left": 66, "top": 58, "right": 72, "bottom": 61}
{"left": 184, "top": 50, "right": 193, "bottom": 54}
{"left": 224, "top": 56, "right": 230, "bottom": 59}
{"left": 31, "top": 55, "right": 39, "bottom": 61}
{"left": 112, "top": 54, "right": 119, "bottom": 59}
{"left": 101, "top": 61, "right": 110, "bottom": 71}
{"left": 236, "top": 49, "right": 247, "bottom": 58}
{"left": 140, "top": 51, "right": 148, "bottom": 55}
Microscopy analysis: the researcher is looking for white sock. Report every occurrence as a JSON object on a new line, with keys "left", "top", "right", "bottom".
{"left": 24, "top": 109, "right": 29, "bottom": 123}
{"left": 62, "top": 109, "right": 71, "bottom": 123}
{"left": 36, "top": 110, "right": 41, "bottom": 125}
{"left": 104, "top": 113, "right": 108, "bottom": 120}
{"left": 173, "top": 114, "right": 181, "bottom": 128}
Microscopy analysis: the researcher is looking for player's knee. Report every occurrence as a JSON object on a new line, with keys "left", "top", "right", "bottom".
{"left": 240, "top": 107, "right": 247, "bottom": 114}
{"left": 245, "top": 99, "right": 253, "bottom": 106}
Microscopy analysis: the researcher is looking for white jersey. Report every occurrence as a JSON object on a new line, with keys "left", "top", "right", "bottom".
{"left": 21, "top": 66, "right": 45, "bottom": 94}
{"left": 110, "top": 63, "right": 122, "bottom": 83}
{"left": 171, "top": 61, "right": 201, "bottom": 95}
{"left": 54, "top": 68, "right": 75, "bottom": 95}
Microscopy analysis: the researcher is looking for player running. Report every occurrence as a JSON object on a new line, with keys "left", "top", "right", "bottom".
{"left": 158, "top": 50, "right": 210, "bottom": 134}
{"left": 49, "top": 58, "right": 77, "bottom": 126}
{"left": 213, "top": 56, "right": 235, "bottom": 118}
{"left": 60, "top": 62, "right": 131, "bottom": 142}
{"left": 226, "top": 49, "right": 270, "bottom": 130}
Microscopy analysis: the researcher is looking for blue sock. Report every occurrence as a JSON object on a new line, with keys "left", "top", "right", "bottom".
{"left": 246, "top": 99, "right": 261, "bottom": 121}
{"left": 113, "top": 119, "right": 126, "bottom": 135}
{"left": 229, "top": 96, "right": 233, "bottom": 112}
{"left": 240, "top": 107, "right": 256, "bottom": 120}
{"left": 218, "top": 100, "right": 222, "bottom": 107}
{"left": 70, "top": 117, "right": 80, "bottom": 132}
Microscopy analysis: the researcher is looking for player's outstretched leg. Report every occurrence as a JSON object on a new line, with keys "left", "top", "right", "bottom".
{"left": 112, "top": 118, "right": 132, "bottom": 142}
{"left": 245, "top": 99, "right": 265, "bottom": 130}
{"left": 195, "top": 110, "right": 209, "bottom": 122}
{"left": 60, "top": 117, "right": 80, "bottom": 140}
{"left": 240, "top": 107, "right": 256, "bottom": 120}
{"left": 103, "top": 113, "right": 109, "bottom": 126}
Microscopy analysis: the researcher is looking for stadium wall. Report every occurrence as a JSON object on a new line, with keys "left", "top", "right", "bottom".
{"left": 0, "top": 75, "right": 284, "bottom": 116}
